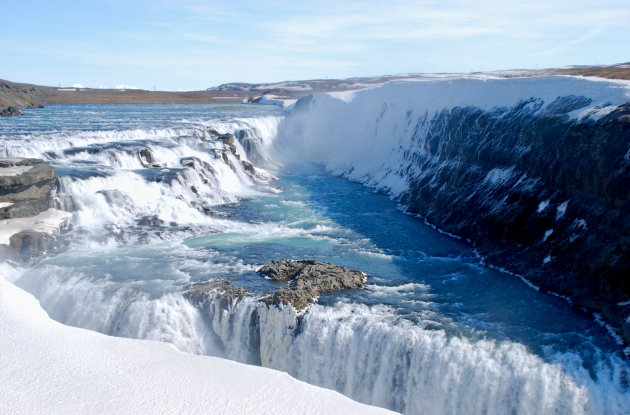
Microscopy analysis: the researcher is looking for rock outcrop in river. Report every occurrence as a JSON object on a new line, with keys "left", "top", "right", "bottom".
{"left": 183, "top": 259, "right": 368, "bottom": 311}
{"left": 258, "top": 259, "right": 367, "bottom": 310}
{"left": 0, "top": 158, "right": 71, "bottom": 262}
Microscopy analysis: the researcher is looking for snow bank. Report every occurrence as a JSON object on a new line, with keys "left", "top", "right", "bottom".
{"left": 0, "top": 276, "right": 395, "bottom": 415}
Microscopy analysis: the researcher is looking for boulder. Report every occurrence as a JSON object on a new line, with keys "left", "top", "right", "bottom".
{"left": 258, "top": 259, "right": 367, "bottom": 310}
{"left": 138, "top": 148, "right": 161, "bottom": 168}
{"left": 0, "top": 158, "right": 57, "bottom": 219}
{"left": 136, "top": 215, "right": 164, "bottom": 227}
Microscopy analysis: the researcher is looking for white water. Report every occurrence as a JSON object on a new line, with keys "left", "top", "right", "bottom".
{"left": 1, "top": 95, "right": 629, "bottom": 414}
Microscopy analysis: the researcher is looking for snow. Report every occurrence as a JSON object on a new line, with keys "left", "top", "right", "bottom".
{"left": 537, "top": 199, "right": 550, "bottom": 213}
{"left": 556, "top": 201, "right": 569, "bottom": 220}
{"left": 483, "top": 167, "right": 516, "bottom": 186}
{"left": 0, "top": 208, "right": 72, "bottom": 245}
{"left": 0, "top": 276, "right": 396, "bottom": 415}
{"left": 258, "top": 95, "right": 286, "bottom": 107}
{"left": 0, "top": 165, "right": 34, "bottom": 176}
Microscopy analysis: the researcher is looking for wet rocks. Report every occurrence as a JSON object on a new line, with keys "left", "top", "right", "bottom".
{"left": 184, "top": 279, "right": 249, "bottom": 309}
{"left": 8, "top": 231, "right": 56, "bottom": 261}
{"left": 0, "top": 106, "right": 23, "bottom": 116}
{"left": 138, "top": 148, "right": 162, "bottom": 168}
{"left": 183, "top": 260, "right": 367, "bottom": 312}
{"left": 0, "top": 208, "right": 72, "bottom": 263}
{"left": 258, "top": 259, "right": 367, "bottom": 310}
{"left": 217, "top": 133, "right": 238, "bottom": 157}
{"left": 0, "top": 158, "right": 58, "bottom": 220}
{"left": 136, "top": 215, "right": 164, "bottom": 227}
{"left": 0, "top": 158, "right": 70, "bottom": 263}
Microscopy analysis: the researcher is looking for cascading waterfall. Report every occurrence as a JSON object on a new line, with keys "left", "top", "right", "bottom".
{"left": 1, "top": 96, "right": 629, "bottom": 415}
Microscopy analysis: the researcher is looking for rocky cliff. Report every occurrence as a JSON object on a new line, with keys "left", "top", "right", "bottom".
{"left": 401, "top": 101, "right": 630, "bottom": 341}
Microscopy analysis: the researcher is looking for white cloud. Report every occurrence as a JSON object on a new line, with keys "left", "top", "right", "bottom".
{"left": 115, "top": 85, "right": 140, "bottom": 90}
{"left": 543, "top": 28, "right": 605, "bottom": 56}
{"left": 72, "top": 83, "right": 84, "bottom": 88}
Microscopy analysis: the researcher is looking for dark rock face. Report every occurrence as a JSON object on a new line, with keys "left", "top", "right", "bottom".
{"left": 138, "top": 148, "right": 158, "bottom": 168}
{"left": 397, "top": 100, "right": 630, "bottom": 342}
{"left": 258, "top": 259, "right": 367, "bottom": 310}
{"left": 217, "top": 133, "right": 239, "bottom": 157}
{"left": 0, "top": 158, "right": 58, "bottom": 219}
{"left": 136, "top": 215, "right": 164, "bottom": 227}
{"left": 0, "top": 106, "right": 23, "bottom": 116}
{"left": 184, "top": 279, "right": 249, "bottom": 309}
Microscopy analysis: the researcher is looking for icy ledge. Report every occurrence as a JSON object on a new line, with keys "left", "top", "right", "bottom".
{"left": 0, "top": 277, "right": 396, "bottom": 415}
{"left": 0, "top": 208, "right": 72, "bottom": 245}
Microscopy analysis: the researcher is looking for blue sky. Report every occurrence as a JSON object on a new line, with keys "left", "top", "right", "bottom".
{"left": 2, "top": 0, "right": 629, "bottom": 90}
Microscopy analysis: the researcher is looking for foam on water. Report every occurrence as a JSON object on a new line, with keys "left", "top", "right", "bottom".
{"left": 2, "top": 101, "right": 629, "bottom": 414}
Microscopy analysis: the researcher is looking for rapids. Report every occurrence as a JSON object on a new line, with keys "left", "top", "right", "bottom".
{"left": 1, "top": 103, "right": 628, "bottom": 414}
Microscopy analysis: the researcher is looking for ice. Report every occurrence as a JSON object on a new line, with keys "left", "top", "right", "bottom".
{"left": 538, "top": 199, "right": 550, "bottom": 213}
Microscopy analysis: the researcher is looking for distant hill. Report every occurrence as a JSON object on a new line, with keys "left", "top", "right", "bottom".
{"left": 0, "top": 80, "right": 45, "bottom": 109}
{"left": 208, "top": 63, "right": 630, "bottom": 100}
{"left": 2, "top": 63, "right": 629, "bottom": 112}
{"left": 0, "top": 80, "right": 253, "bottom": 111}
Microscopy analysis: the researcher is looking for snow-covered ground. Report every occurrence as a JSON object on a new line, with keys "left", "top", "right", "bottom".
{"left": 0, "top": 275, "right": 396, "bottom": 415}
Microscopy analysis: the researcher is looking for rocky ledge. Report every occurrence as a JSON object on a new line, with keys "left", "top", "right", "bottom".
{"left": 258, "top": 259, "right": 367, "bottom": 310}
{"left": 184, "top": 279, "right": 249, "bottom": 309}
{"left": 183, "top": 259, "right": 368, "bottom": 312}
{"left": 0, "top": 158, "right": 71, "bottom": 262}
{"left": 0, "top": 158, "right": 58, "bottom": 219}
